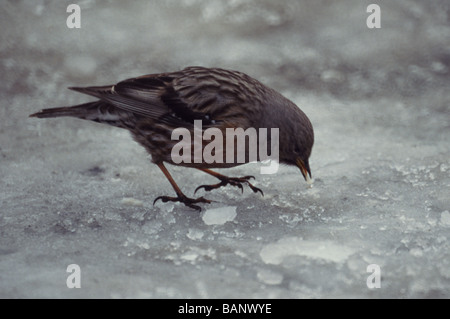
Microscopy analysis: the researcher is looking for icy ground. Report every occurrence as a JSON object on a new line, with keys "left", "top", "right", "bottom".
{"left": 1, "top": 0, "right": 449, "bottom": 298}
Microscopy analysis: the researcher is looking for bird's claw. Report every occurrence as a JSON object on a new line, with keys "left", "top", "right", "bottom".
{"left": 194, "top": 175, "right": 263, "bottom": 196}
{"left": 194, "top": 182, "right": 224, "bottom": 194}
{"left": 153, "top": 194, "right": 212, "bottom": 211}
{"left": 247, "top": 183, "right": 264, "bottom": 196}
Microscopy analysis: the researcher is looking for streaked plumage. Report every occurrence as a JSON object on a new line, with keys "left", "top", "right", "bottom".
{"left": 30, "top": 66, "right": 314, "bottom": 210}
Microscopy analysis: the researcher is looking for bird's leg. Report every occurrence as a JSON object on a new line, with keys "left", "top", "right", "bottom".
{"left": 153, "top": 163, "right": 212, "bottom": 211}
{"left": 194, "top": 168, "right": 264, "bottom": 196}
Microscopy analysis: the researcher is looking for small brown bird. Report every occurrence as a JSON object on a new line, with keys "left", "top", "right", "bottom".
{"left": 30, "top": 66, "right": 314, "bottom": 210}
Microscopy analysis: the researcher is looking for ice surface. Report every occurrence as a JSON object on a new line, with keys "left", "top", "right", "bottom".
{"left": 260, "top": 237, "right": 356, "bottom": 264}
{"left": 202, "top": 206, "right": 237, "bottom": 225}
{"left": 1, "top": 0, "right": 450, "bottom": 298}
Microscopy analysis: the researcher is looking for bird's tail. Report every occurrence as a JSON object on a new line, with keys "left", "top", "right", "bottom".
{"left": 29, "top": 100, "right": 128, "bottom": 128}
{"left": 29, "top": 101, "right": 103, "bottom": 119}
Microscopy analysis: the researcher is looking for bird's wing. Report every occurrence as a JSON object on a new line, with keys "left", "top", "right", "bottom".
{"left": 69, "top": 81, "right": 170, "bottom": 120}
{"left": 114, "top": 74, "right": 215, "bottom": 126}
{"left": 69, "top": 67, "right": 258, "bottom": 127}
{"left": 69, "top": 74, "right": 208, "bottom": 128}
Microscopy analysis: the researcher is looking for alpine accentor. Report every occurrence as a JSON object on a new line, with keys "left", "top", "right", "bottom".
{"left": 30, "top": 66, "right": 314, "bottom": 210}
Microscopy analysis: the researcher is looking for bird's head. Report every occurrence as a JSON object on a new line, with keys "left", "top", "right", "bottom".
{"left": 280, "top": 115, "right": 314, "bottom": 185}
{"left": 279, "top": 140, "right": 313, "bottom": 184}
{"left": 258, "top": 88, "right": 314, "bottom": 184}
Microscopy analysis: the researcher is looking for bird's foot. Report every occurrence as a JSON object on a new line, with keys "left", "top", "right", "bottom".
{"left": 195, "top": 175, "right": 264, "bottom": 196}
{"left": 153, "top": 194, "right": 212, "bottom": 211}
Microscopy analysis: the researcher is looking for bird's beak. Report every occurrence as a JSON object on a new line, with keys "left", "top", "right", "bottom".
{"left": 296, "top": 158, "right": 312, "bottom": 184}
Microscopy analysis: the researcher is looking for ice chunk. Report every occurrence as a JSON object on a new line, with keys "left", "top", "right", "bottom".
{"left": 178, "top": 247, "right": 217, "bottom": 264}
{"left": 186, "top": 228, "right": 204, "bottom": 240}
{"left": 180, "top": 251, "right": 199, "bottom": 262}
{"left": 202, "top": 206, "right": 237, "bottom": 225}
{"left": 121, "top": 197, "right": 144, "bottom": 207}
{"left": 440, "top": 211, "right": 450, "bottom": 227}
{"left": 257, "top": 269, "right": 283, "bottom": 285}
{"left": 260, "top": 237, "right": 356, "bottom": 265}
{"left": 409, "top": 247, "right": 423, "bottom": 257}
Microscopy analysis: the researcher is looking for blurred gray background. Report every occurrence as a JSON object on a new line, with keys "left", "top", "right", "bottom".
{"left": 1, "top": 0, "right": 449, "bottom": 298}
